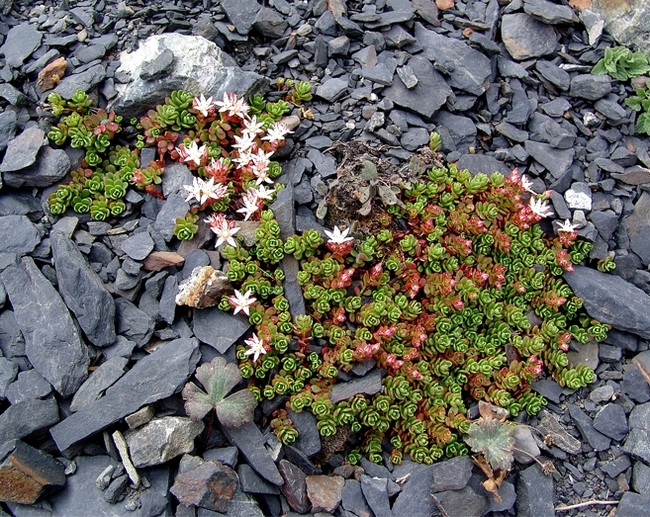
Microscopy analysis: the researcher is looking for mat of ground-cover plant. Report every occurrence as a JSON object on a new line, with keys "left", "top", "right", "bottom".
{"left": 0, "top": 0, "right": 649, "bottom": 516}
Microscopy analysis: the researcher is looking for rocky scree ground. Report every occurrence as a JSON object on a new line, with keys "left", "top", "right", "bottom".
{"left": 0, "top": 0, "right": 649, "bottom": 516}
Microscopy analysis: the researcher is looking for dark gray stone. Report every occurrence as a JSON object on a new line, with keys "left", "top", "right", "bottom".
{"left": 415, "top": 22, "right": 491, "bottom": 96}
{"left": 192, "top": 307, "right": 250, "bottom": 354}
{"left": 341, "top": 478, "right": 373, "bottom": 517}
{"left": 599, "top": 455, "right": 631, "bottom": 478}
{"left": 5, "top": 370, "right": 52, "bottom": 404}
{"left": 330, "top": 368, "right": 384, "bottom": 403}
{"left": 307, "top": 149, "right": 336, "bottom": 179}
{"left": 392, "top": 461, "right": 436, "bottom": 516}
{"left": 434, "top": 486, "right": 488, "bottom": 517}
{"left": 523, "top": 0, "right": 577, "bottom": 24}
{"left": 315, "top": 78, "right": 349, "bottom": 103}
{"left": 632, "top": 461, "right": 650, "bottom": 492}
{"left": 590, "top": 210, "right": 619, "bottom": 242}
{"left": 623, "top": 428, "right": 650, "bottom": 465}
{"left": 532, "top": 379, "right": 563, "bottom": 404}
{"left": 270, "top": 183, "right": 295, "bottom": 240}
{"left": 516, "top": 464, "right": 554, "bottom": 517}
{"left": 278, "top": 459, "right": 310, "bottom": 513}
{"left": 629, "top": 402, "right": 650, "bottom": 432}
{"left": 221, "top": 0, "right": 262, "bottom": 34}
{"left": 154, "top": 193, "right": 191, "bottom": 242}
{"left": 564, "top": 266, "right": 650, "bottom": 339}
{"left": 0, "top": 356, "right": 18, "bottom": 399}
{"left": 401, "top": 127, "right": 429, "bottom": 151}
{"left": 529, "top": 113, "right": 576, "bottom": 149}
{"left": 0, "top": 215, "right": 41, "bottom": 256}
{"left": 159, "top": 275, "right": 178, "bottom": 325}
{"left": 0, "top": 23, "right": 42, "bottom": 68}
{"left": 50, "top": 337, "right": 200, "bottom": 452}
{"left": 288, "top": 409, "right": 321, "bottom": 457}
{"left": 525, "top": 140, "right": 574, "bottom": 179}
{"left": 616, "top": 491, "right": 650, "bottom": 517}
{"left": 457, "top": 154, "right": 510, "bottom": 176}
{"left": 140, "top": 48, "right": 175, "bottom": 81}
{"left": 253, "top": 7, "right": 288, "bottom": 39}
{"left": 626, "top": 191, "right": 650, "bottom": 265}
{"left": 495, "top": 121, "right": 529, "bottom": 143}
{"left": 0, "top": 111, "right": 16, "bottom": 152}
{"left": 69, "top": 357, "right": 129, "bottom": 412}
{"left": 535, "top": 60, "right": 570, "bottom": 91}
{"left": 360, "top": 475, "right": 391, "bottom": 517}
{"left": 501, "top": 13, "right": 558, "bottom": 60}
{"left": 431, "top": 456, "right": 473, "bottom": 492}
{"left": 0, "top": 397, "right": 60, "bottom": 445}
{"left": 51, "top": 232, "right": 116, "bottom": 347}
{"left": 569, "top": 74, "right": 612, "bottom": 101}
{"left": 595, "top": 96, "right": 627, "bottom": 122}
{"left": 0, "top": 126, "right": 45, "bottom": 174}
{"left": 1, "top": 258, "right": 89, "bottom": 398}
{"left": 204, "top": 446, "right": 238, "bottom": 469}
{"left": 103, "top": 475, "right": 128, "bottom": 504}
{"left": 436, "top": 112, "right": 477, "bottom": 153}
{"left": 360, "top": 63, "right": 395, "bottom": 86}
{"left": 592, "top": 403, "right": 628, "bottom": 441}
{"left": 54, "top": 64, "right": 106, "bottom": 99}
{"left": 384, "top": 55, "right": 452, "bottom": 119}
{"left": 507, "top": 80, "right": 533, "bottom": 125}
{"left": 623, "top": 366, "right": 650, "bottom": 403}
{"left": 115, "top": 297, "right": 155, "bottom": 347}
{"left": 221, "top": 421, "right": 282, "bottom": 485}
{"left": 238, "top": 463, "right": 280, "bottom": 495}
{"left": 568, "top": 404, "right": 612, "bottom": 451}
{"left": 121, "top": 231, "right": 154, "bottom": 261}
{"left": 3, "top": 147, "right": 70, "bottom": 188}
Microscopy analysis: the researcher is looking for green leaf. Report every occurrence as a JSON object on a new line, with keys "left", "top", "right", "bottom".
{"left": 216, "top": 389, "right": 257, "bottom": 428}
{"left": 591, "top": 60, "right": 607, "bottom": 76}
{"left": 625, "top": 96, "right": 643, "bottom": 111}
{"left": 358, "top": 199, "right": 372, "bottom": 216}
{"left": 465, "top": 419, "right": 515, "bottom": 472}
{"left": 361, "top": 160, "right": 378, "bottom": 180}
{"left": 636, "top": 112, "right": 650, "bottom": 136}
{"left": 358, "top": 185, "right": 371, "bottom": 203}
{"left": 316, "top": 199, "right": 328, "bottom": 220}
{"left": 181, "top": 382, "right": 213, "bottom": 421}
{"left": 378, "top": 184, "right": 399, "bottom": 205}
{"left": 642, "top": 99, "right": 650, "bottom": 112}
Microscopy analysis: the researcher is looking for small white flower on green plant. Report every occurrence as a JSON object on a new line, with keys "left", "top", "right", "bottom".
{"left": 521, "top": 174, "right": 536, "bottom": 194}
{"left": 215, "top": 92, "right": 250, "bottom": 119}
{"left": 243, "top": 115, "right": 265, "bottom": 137}
{"left": 325, "top": 225, "right": 354, "bottom": 244}
{"left": 233, "top": 132, "right": 256, "bottom": 153}
{"left": 244, "top": 333, "right": 266, "bottom": 362}
{"left": 253, "top": 184, "right": 275, "bottom": 200}
{"left": 229, "top": 289, "right": 257, "bottom": 316}
{"left": 205, "top": 213, "right": 240, "bottom": 247}
{"left": 177, "top": 140, "right": 208, "bottom": 166}
{"left": 557, "top": 219, "right": 579, "bottom": 233}
{"left": 529, "top": 197, "right": 553, "bottom": 218}
{"left": 262, "top": 122, "right": 293, "bottom": 144}
{"left": 193, "top": 93, "right": 215, "bottom": 117}
{"left": 236, "top": 190, "right": 260, "bottom": 221}
{"left": 183, "top": 176, "right": 227, "bottom": 205}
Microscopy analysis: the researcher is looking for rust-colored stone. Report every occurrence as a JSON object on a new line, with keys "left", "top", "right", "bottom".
{"left": 435, "top": 0, "right": 455, "bottom": 10}
{"left": 175, "top": 266, "right": 232, "bottom": 309}
{"left": 143, "top": 251, "right": 185, "bottom": 271}
{"left": 170, "top": 457, "right": 238, "bottom": 512}
{"left": 278, "top": 460, "right": 310, "bottom": 513}
{"left": 36, "top": 57, "right": 67, "bottom": 93}
{"left": 305, "top": 474, "right": 344, "bottom": 513}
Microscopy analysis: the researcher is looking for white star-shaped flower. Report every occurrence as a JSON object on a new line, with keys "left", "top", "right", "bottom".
{"left": 521, "top": 174, "right": 536, "bottom": 194}
{"left": 193, "top": 93, "right": 215, "bottom": 118}
{"left": 253, "top": 184, "right": 275, "bottom": 200}
{"left": 205, "top": 213, "right": 240, "bottom": 247}
{"left": 324, "top": 226, "right": 354, "bottom": 244}
{"left": 177, "top": 141, "right": 208, "bottom": 167}
{"left": 556, "top": 219, "right": 579, "bottom": 233}
{"left": 243, "top": 115, "right": 265, "bottom": 137}
{"left": 233, "top": 132, "right": 256, "bottom": 153}
{"left": 529, "top": 197, "right": 553, "bottom": 218}
{"left": 262, "top": 122, "right": 293, "bottom": 144}
{"left": 243, "top": 333, "right": 266, "bottom": 362}
{"left": 236, "top": 190, "right": 260, "bottom": 221}
{"left": 215, "top": 92, "right": 250, "bottom": 119}
{"left": 183, "top": 176, "right": 227, "bottom": 205}
{"left": 229, "top": 289, "right": 257, "bottom": 316}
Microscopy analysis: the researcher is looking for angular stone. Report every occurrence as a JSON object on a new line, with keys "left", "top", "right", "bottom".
{"left": 535, "top": 60, "right": 571, "bottom": 91}
{"left": 238, "top": 463, "right": 279, "bottom": 495}
{"left": 516, "top": 463, "right": 554, "bottom": 517}
{"left": 513, "top": 425, "right": 541, "bottom": 464}
{"left": 569, "top": 74, "right": 612, "bottom": 101}
{"left": 140, "top": 48, "right": 175, "bottom": 81}
{"left": 253, "top": 7, "right": 289, "bottom": 39}
{"left": 588, "top": 0, "right": 650, "bottom": 54}
{"left": 192, "top": 307, "right": 250, "bottom": 353}
{"left": 278, "top": 459, "right": 310, "bottom": 513}
{"left": 564, "top": 266, "right": 650, "bottom": 339}
{"left": 120, "top": 232, "right": 154, "bottom": 261}
{"left": 536, "top": 411, "right": 582, "bottom": 455}
{"left": 360, "top": 475, "right": 391, "bottom": 517}
{"left": 330, "top": 368, "right": 384, "bottom": 403}
{"left": 525, "top": 140, "right": 574, "bottom": 179}
{"left": 1, "top": 258, "right": 89, "bottom": 398}
{"left": 110, "top": 34, "right": 266, "bottom": 119}
{"left": 3, "top": 147, "right": 70, "bottom": 188}
{"left": 415, "top": 22, "right": 491, "bottom": 95}
{"left": 457, "top": 154, "right": 510, "bottom": 176}
{"left": 0, "top": 126, "right": 46, "bottom": 174}
{"left": 306, "top": 475, "right": 344, "bottom": 513}
{"left": 501, "top": 13, "right": 558, "bottom": 60}
{"left": 315, "top": 78, "right": 348, "bottom": 103}
{"left": 430, "top": 456, "right": 473, "bottom": 492}
{"left": 288, "top": 409, "right": 321, "bottom": 458}
{"left": 54, "top": 64, "right": 107, "bottom": 99}
{"left": 153, "top": 193, "right": 191, "bottom": 242}
{"left": 144, "top": 251, "right": 185, "bottom": 271}
{"left": 0, "top": 397, "right": 59, "bottom": 445}
{"left": 436, "top": 112, "right": 477, "bottom": 153}
{"left": 221, "top": 0, "right": 262, "bottom": 34}
{"left": 175, "top": 266, "right": 232, "bottom": 309}
{"left": 623, "top": 428, "right": 650, "bottom": 465}
{"left": 341, "top": 478, "right": 373, "bottom": 517}
{"left": 599, "top": 455, "right": 631, "bottom": 478}
{"left": 49, "top": 337, "right": 200, "bottom": 452}
{"left": 0, "top": 357, "right": 18, "bottom": 400}
{"left": 0, "top": 111, "right": 16, "bottom": 152}
{"left": 593, "top": 403, "right": 628, "bottom": 441}
{"left": 70, "top": 357, "right": 129, "bottom": 412}
{"left": 523, "top": 0, "right": 576, "bottom": 24}
{"left": 616, "top": 491, "right": 650, "bottom": 517}
{"left": 434, "top": 486, "right": 488, "bottom": 517}
{"left": 5, "top": 370, "right": 52, "bottom": 405}
{"left": 51, "top": 232, "right": 116, "bottom": 347}
{"left": 0, "top": 440, "right": 65, "bottom": 504}
{"left": 0, "top": 215, "right": 41, "bottom": 256}
{"left": 626, "top": 191, "right": 650, "bottom": 264}
{"left": 569, "top": 404, "right": 611, "bottom": 452}
{"left": 0, "top": 23, "right": 42, "bottom": 68}
{"left": 392, "top": 462, "right": 437, "bottom": 516}
{"left": 629, "top": 402, "right": 650, "bottom": 432}
{"left": 125, "top": 417, "right": 204, "bottom": 467}
{"left": 222, "top": 421, "right": 282, "bottom": 485}
{"left": 384, "top": 55, "right": 452, "bottom": 119}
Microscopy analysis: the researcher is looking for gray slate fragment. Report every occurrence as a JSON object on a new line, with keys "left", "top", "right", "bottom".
{"left": 5, "top": 369, "right": 52, "bottom": 404}
{"left": 221, "top": 0, "right": 262, "bottom": 34}
{"left": 415, "top": 23, "right": 491, "bottom": 95}
{"left": 0, "top": 356, "right": 18, "bottom": 399}
{"left": 330, "top": 368, "right": 383, "bottom": 403}
{"left": 121, "top": 231, "right": 155, "bottom": 261}
{"left": 392, "top": 461, "right": 437, "bottom": 516}
{"left": 51, "top": 232, "right": 116, "bottom": 347}
{"left": 140, "top": 49, "right": 175, "bottom": 81}
{"left": 564, "top": 266, "right": 650, "bottom": 339}
{"left": 192, "top": 307, "right": 250, "bottom": 353}
{"left": 431, "top": 456, "right": 473, "bottom": 492}
{"left": 162, "top": 161, "right": 194, "bottom": 198}
{"left": 3, "top": 147, "right": 70, "bottom": 188}
{"left": 70, "top": 357, "right": 129, "bottom": 412}
{"left": 616, "top": 492, "right": 650, "bottom": 517}
{"left": 384, "top": 55, "right": 452, "bottom": 119}
{"left": 516, "top": 464, "right": 554, "bottom": 517}
{"left": 623, "top": 428, "right": 650, "bottom": 465}
{"left": 288, "top": 410, "right": 321, "bottom": 457}
{"left": 238, "top": 463, "right": 280, "bottom": 494}
{"left": 341, "top": 479, "right": 373, "bottom": 517}
{"left": 523, "top": 0, "right": 577, "bottom": 24}
{"left": 154, "top": 193, "right": 190, "bottom": 242}
{"left": 0, "top": 215, "right": 41, "bottom": 256}
{"left": 1, "top": 257, "right": 89, "bottom": 398}
{"left": 253, "top": 7, "right": 289, "bottom": 39}
{"left": 629, "top": 402, "right": 650, "bottom": 432}
{"left": 525, "top": 140, "right": 574, "bottom": 179}
{"left": 315, "top": 78, "right": 349, "bottom": 102}
{"left": 0, "top": 397, "right": 60, "bottom": 445}
{"left": 626, "top": 191, "right": 650, "bottom": 264}
{"left": 360, "top": 475, "right": 391, "bottom": 517}
{"left": 50, "top": 337, "right": 200, "bottom": 452}
{"left": 0, "top": 126, "right": 46, "bottom": 173}
{"left": 457, "top": 154, "right": 510, "bottom": 176}
{"left": 115, "top": 297, "right": 154, "bottom": 347}
{"left": 569, "top": 74, "right": 612, "bottom": 101}
{"left": 221, "top": 421, "right": 283, "bottom": 485}
{"left": 54, "top": 64, "right": 106, "bottom": 99}
{"left": 0, "top": 23, "right": 42, "bottom": 68}
{"left": 0, "top": 111, "right": 16, "bottom": 152}
{"left": 568, "top": 404, "right": 611, "bottom": 451}
{"left": 435, "top": 486, "right": 488, "bottom": 517}
{"left": 501, "top": 13, "right": 558, "bottom": 60}
{"left": 278, "top": 459, "right": 310, "bottom": 513}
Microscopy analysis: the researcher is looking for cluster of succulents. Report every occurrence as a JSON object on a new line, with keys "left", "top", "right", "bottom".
{"left": 217, "top": 158, "right": 607, "bottom": 465}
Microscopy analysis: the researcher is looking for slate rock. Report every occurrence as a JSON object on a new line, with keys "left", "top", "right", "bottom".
{"left": 110, "top": 34, "right": 266, "bottom": 119}
{"left": 282, "top": 256, "right": 307, "bottom": 321}
{"left": 429, "top": 455, "right": 472, "bottom": 492}
{"left": 529, "top": 112, "right": 576, "bottom": 149}
{"left": 383, "top": 55, "right": 452, "bottom": 119}
{"left": 622, "top": 366, "right": 650, "bottom": 403}
{"left": 516, "top": 463, "right": 554, "bottom": 517}
{"left": 0, "top": 126, "right": 46, "bottom": 174}
{"left": 125, "top": 417, "right": 204, "bottom": 468}
{"left": 593, "top": 403, "right": 628, "bottom": 441}
{"left": 54, "top": 64, "right": 107, "bottom": 99}
{"left": 306, "top": 475, "right": 344, "bottom": 513}
{"left": 51, "top": 232, "right": 116, "bottom": 347}
{"left": 525, "top": 140, "right": 574, "bottom": 179}
{"left": 599, "top": 455, "right": 631, "bottom": 478}
{"left": 192, "top": 307, "right": 250, "bottom": 353}
{"left": 153, "top": 193, "right": 191, "bottom": 242}
{"left": 623, "top": 428, "right": 650, "bottom": 465}
{"left": 0, "top": 356, "right": 18, "bottom": 399}
{"left": 568, "top": 404, "right": 611, "bottom": 451}
{"left": 315, "top": 78, "right": 349, "bottom": 103}
{"left": 360, "top": 475, "right": 391, "bottom": 517}
{"left": 330, "top": 368, "right": 383, "bottom": 403}
{"left": 564, "top": 266, "right": 650, "bottom": 339}
{"left": 1, "top": 257, "right": 89, "bottom": 398}
{"left": 221, "top": 421, "right": 282, "bottom": 485}
{"left": 588, "top": 0, "right": 650, "bottom": 54}
{"left": 3, "top": 147, "right": 70, "bottom": 188}
{"left": 204, "top": 447, "right": 238, "bottom": 469}
{"left": 415, "top": 22, "right": 491, "bottom": 95}
{"left": 359, "top": 62, "right": 395, "bottom": 86}
{"left": 238, "top": 463, "right": 279, "bottom": 495}
{"left": 278, "top": 460, "right": 310, "bottom": 513}
{"left": 536, "top": 412, "right": 582, "bottom": 455}
{"left": 341, "top": 478, "right": 373, "bottom": 517}
{"left": 270, "top": 183, "right": 296, "bottom": 240}
{"left": 616, "top": 491, "right": 650, "bottom": 517}
{"left": 4, "top": 370, "right": 52, "bottom": 405}
{"left": 140, "top": 48, "right": 175, "bottom": 81}
{"left": 626, "top": 191, "right": 650, "bottom": 264}
{"left": 288, "top": 409, "right": 321, "bottom": 457}
{"left": 436, "top": 112, "right": 477, "bottom": 153}
{"left": 391, "top": 462, "right": 436, "bottom": 516}
{"left": 0, "top": 440, "right": 65, "bottom": 504}
{"left": 50, "top": 455, "right": 170, "bottom": 517}
{"left": 253, "top": 7, "right": 289, "bottom": 39}
{"left": 0, "top": 111, "right": 16, "bottom": 152}
{"left": 49, "top": 337, "right": 200, "bottom": 452}
{"left": 523, "top": 0, "right": 576, "bottom": 24}
{"left": 221, "top": 0, "right": 262, "bottom": 35}
{"left": 501, "top": 13, "right": 558, "bottom": 60}
{"left": 69, "top": 357, "right": 129, "bottom": 412}
{"left": 629, "top": 402, "right": 650, "bottom": 432}
{"left": 632, "top": 461, "right": 650, "bottom": 492}
{"left": 569, "top": 74, "right": 612, "bottom": 101}
{"left": 0, "top": 397, "right": 60, "bottom": 445}
{"left": 121, "top": 231, "right": 154, "bottom": 261}
{"left": 434, "top": 486, "right": 487, "bottom": 517}
{"left": 513, "top": 425, "right": 541, "bottom": 464}
{"left": 457, "top": 154, "right": 510, "bottom": 176}
{"left": 0, "top": 23, "right": 42, "bottom": 68}
{"left": 0, "top": 215, "right": 41, "bottom": 256}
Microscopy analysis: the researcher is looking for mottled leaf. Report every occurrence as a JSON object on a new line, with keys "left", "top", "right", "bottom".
{"left": 216, "top": 389, "right": 257, "bottom": 428}
{"left": 358, "top": 199, "right": 372, "bottom": 216}
{"left": 361, "top": 160, "right": 377, "bottom": 180}
{"left": 466, "top": 418, "right": 515, "bottom": 472}
{"left": 378, "top": 184, "right": 398, "bottom": 205}
{"left": 196, "top": 356, "right": 241, "bottom": 404}
{"left": 182, "top": 381, "right": 213, "bottom": 421}
{"left": 316, "top": 199, "right": 328, "bottom": 220}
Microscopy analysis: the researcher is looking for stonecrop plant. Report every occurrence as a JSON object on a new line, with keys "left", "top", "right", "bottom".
{"left": 217, "top": 156, "right": 607, "bottom": 465}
